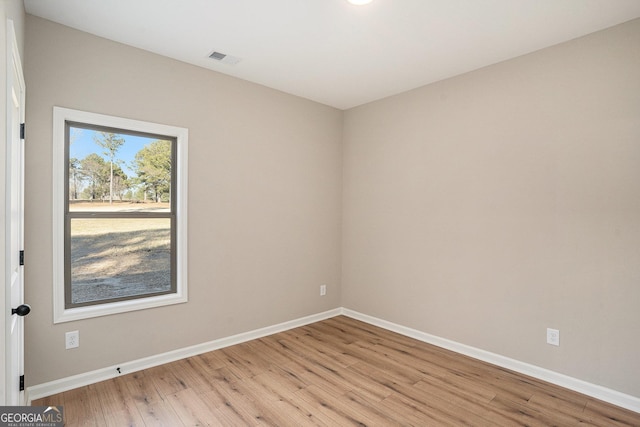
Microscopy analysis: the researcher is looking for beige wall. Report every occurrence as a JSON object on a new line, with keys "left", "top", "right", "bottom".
{"left": 23, "top": 11, "right": 640, "bottom": 399}
{"left": 24, "top": 16, "right": 343, "bottom": 386}
{"left": 342, "top": 18, "right": 640, "bottom": 397}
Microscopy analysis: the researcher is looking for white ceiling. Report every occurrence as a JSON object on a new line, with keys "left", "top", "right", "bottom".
{"left": 24, "top": 0, "right": 640, "bottom": 110}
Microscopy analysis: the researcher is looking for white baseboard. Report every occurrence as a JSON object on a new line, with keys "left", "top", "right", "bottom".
{"left": 341, "top": 308, "right": 640, "bottom": 414}
{"left": 28, "top": 306, "right": 640, "bottom": 414}
{"left": 27, "top": 308, "right": 341, "bottom": 403}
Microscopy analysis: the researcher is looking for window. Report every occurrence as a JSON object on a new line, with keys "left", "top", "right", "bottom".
{"left": 53, "top": 108, "right": 188, "bottom": 323}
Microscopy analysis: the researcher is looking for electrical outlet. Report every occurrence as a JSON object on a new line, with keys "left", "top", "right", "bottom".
{"left": 320, "top": 285, "right": 327, "bottom": 296}
{"left": 546, "top": 328, "right": 559, "bottom": 346}
{"left": 66, "top": 330, "right": 79, "bottom": 349}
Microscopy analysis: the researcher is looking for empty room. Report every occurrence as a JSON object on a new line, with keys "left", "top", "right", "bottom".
{"left": 1, "top": 0, "right": 640, "bottom": 425}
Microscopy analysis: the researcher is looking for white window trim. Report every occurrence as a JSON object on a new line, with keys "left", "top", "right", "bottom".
{"left": 52, "top": 107, "right": 188, "bottom": 323}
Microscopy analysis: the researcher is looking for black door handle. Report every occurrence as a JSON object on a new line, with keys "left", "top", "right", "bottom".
{"left": 11, "top": 304, "right": 31, "bottom": 317}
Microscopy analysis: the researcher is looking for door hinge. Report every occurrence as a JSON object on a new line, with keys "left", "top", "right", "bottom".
{"left": 20, "top": 123, "right": 25, "bottom": 140}
{"left": 19, "top": 375, "right": 24, "bottom": 391}
{"left": 19, "top": 250, "right": 24, "bottom": 266}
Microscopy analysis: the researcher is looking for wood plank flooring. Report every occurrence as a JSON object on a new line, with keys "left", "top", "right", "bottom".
{"left": 33, "top": 316, "right": 640, "bottom": 426}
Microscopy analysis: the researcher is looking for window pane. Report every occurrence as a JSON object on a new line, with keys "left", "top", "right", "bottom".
{"left": 68, "top": 126, "right": 172, "bottom": 212}
{"left": 70, "top": 217, "right": 172, "bottom": 304}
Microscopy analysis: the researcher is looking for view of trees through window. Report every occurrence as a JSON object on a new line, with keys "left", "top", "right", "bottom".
{"left": 66, "top": 124, "right": 176, "bottom": 307}
{"left": 69, "top": 127, "right": 172, "bottom": 205}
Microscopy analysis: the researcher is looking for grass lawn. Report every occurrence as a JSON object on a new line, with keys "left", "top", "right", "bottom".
{"left": 70, "top": 205, "right": 172, "bottom": 304}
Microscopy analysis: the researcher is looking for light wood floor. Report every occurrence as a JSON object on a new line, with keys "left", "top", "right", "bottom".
{"left": 34, "top": 316, "right": 640, "bottom": 426}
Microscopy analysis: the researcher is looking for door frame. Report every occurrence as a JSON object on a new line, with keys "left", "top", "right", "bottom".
{"left": 2, "top": 18, "right": 26, "bottom": 406}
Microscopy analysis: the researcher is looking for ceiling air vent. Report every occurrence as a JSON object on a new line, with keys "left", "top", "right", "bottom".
{"left": 208, "top": 51, "right": 241, "bottom": 65}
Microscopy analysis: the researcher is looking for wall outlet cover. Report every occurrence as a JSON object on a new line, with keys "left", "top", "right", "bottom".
{"left": 547, "top": 328, "right": 560, "bottom": 346}
{"left": 66, "top": 330, "right": 79, "bottom": 349}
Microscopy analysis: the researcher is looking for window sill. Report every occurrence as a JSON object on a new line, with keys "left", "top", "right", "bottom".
{"left": 53, "top": 288, "right": 188, "bottom": 323}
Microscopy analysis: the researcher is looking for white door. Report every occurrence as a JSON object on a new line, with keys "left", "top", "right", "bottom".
{"left": 5, "top": 19, "right": 27, "bottom": 406}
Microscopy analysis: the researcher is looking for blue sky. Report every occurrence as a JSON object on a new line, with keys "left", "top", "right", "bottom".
{"left": 69, "top": 126, "right": 160, "bottom": 178}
